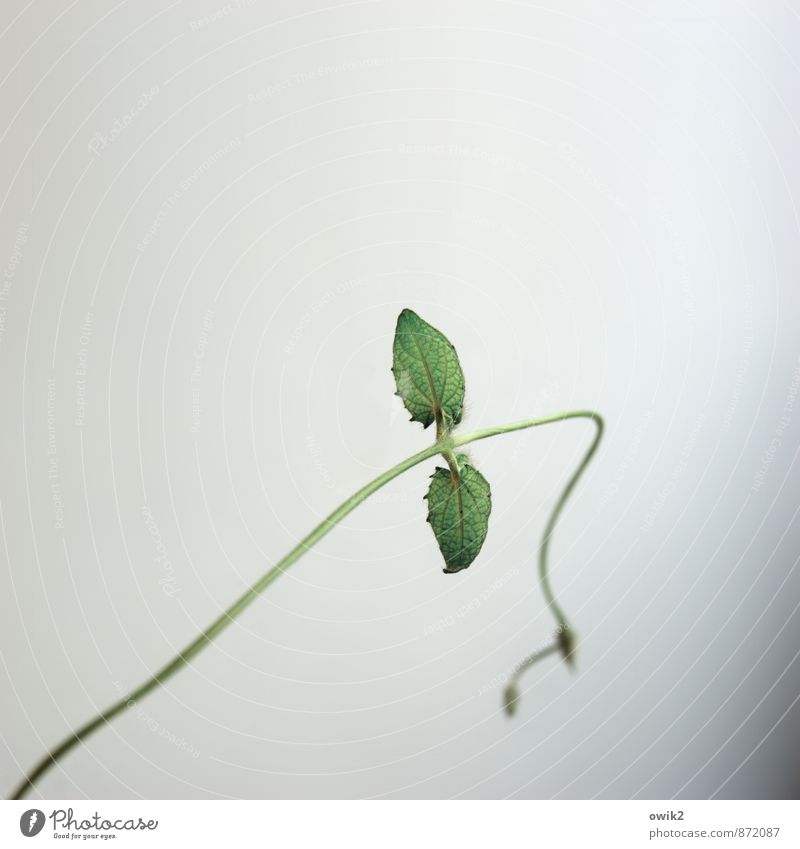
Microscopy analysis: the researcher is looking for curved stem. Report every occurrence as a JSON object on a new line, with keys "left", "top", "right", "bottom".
{"left": 11, "top": 409, "right": 602, "bottom": 799}
{"left": 10, "top": 441, "right": 442, "bottom": 801}
{"left": 464, "top": 411, "right": 604, "bottom": 711}
{"left": 539, "top": 413, "right": 603, "bottom": 608}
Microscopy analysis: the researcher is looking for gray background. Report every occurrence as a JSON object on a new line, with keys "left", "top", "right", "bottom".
{"left": 1, "top": 0, "right": 799, "bottom": 799}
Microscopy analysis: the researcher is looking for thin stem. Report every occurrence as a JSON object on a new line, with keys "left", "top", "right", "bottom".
{"left": 11, "top": 409, "right": 603, "bottom": 799}
{"left": 458, "top": 411, "right": 604, "bottom": 707}
{"left": 11, "top": 441, "right": 441, "bottom": 801}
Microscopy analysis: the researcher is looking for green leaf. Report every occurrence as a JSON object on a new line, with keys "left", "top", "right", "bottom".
{"left": 425, "top": 454, "right": 492, "bottom": 572}
{"left": 392, "top": 309, "right": 465, "bottom": 434}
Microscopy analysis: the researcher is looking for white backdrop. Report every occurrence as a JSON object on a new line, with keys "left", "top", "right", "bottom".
{"left": 1, "top": 0, "right": 799, "bottom": 799}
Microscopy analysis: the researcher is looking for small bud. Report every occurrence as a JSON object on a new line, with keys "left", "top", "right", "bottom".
{"left": 556, "top": 624, "right": 576, "bottom": 669}
{"left": 503, "top": 683, "right": 520, "bottom": 717}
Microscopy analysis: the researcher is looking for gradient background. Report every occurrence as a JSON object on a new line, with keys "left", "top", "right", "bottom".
{"left": 1, "top": 0, "right": 799, "bottom": 800}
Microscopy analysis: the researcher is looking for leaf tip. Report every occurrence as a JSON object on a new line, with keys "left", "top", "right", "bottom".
{"left": 396, "top": 307, "right": 418, "bottom": 328}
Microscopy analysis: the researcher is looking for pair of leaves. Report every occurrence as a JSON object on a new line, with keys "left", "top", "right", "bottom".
{"left": 392, "top": 309, "right": 491, "bottom": 573}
